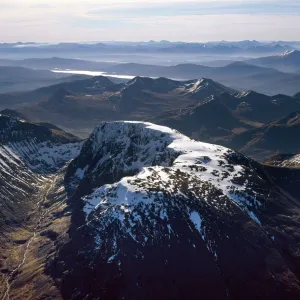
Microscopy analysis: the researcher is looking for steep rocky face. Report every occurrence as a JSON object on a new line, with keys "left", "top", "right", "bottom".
{"left": 51, "top": 121, "right": 300, "bottom": 300}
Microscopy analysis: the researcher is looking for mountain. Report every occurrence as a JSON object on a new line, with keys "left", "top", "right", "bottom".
{"left": 12, "top": 76, "right": 235, "bottom": 137}
{"left": 47, "top": 121, "right": 300, "bottom": 300}
{"left": 1, "top": 121, "right": 300, "bottom": 299}
{"left": 247, "top": 50, "right": 300, "bottom": 73}
{"left": 229, "top": 111, "right": 300, "bottom": 161}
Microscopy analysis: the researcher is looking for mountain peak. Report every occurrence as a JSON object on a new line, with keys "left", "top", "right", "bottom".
{"left": 183, "top": 78, "right": 235, "bottom": 97}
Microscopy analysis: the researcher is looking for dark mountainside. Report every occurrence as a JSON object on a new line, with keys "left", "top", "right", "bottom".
{"left": 150, "top": 96, "right": 251, "bottom": 143}
{"left": 230, "top": 91, "right": 300, "bottom": 123}
{"left": 230, "top": 112, "right": 300, "bottom": 161}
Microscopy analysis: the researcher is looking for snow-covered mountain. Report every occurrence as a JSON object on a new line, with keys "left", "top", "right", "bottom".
{"left": 1, "top": 117, "right": 300, "bottom": 299}
{"left": 53, "top": 121, "right": 300, "bottom": 300}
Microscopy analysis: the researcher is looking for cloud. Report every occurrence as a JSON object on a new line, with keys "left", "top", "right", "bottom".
{"left": 0, "top": 0, "right": 300, "bottom": 42}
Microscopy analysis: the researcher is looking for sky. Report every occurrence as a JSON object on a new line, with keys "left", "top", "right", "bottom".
{"left": 0, "top": 0, "right": 300, "bottom": 42}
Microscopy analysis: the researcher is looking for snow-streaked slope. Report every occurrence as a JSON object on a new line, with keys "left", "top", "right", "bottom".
{"left": 0, "top": 141, "right": 42, "bottom": 227}
{"left": 0, "top": 114, "right": 82, "bottom": 228}
{"left": 0, "top": 115, "right": 82, "bottom": 173}
{"left": 6, "top": 140, "right": 82, "bottom": 172}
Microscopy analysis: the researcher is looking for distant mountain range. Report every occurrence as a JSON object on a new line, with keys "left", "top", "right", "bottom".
{"left": 2, "top": 50, "right": 300, "bottom": 95}
{"left": 102, "top": 58, "right": 300, "bottom": 95}
{"left": 0, "top": 41, "right": 296, "bottom": 57}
